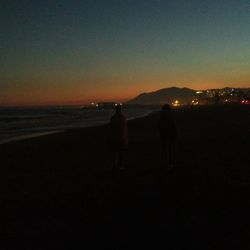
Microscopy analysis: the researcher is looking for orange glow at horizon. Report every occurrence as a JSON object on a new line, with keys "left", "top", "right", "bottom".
{"left": 1, "top": 76, "right": 249, "bottom": 107}
{"left": 2, "top": 0, "right": 250, "bottom": 107}
{"left": 0, "top": 84, "right": 141, "bottom": 106}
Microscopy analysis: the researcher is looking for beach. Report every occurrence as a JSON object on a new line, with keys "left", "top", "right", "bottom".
{"left": 1, "top": 105, "right": 250, "bottom": 249}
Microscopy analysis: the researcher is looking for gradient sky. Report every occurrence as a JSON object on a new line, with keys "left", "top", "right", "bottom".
{"left": 1, "top": 0, "right": 250, "bottom": 106}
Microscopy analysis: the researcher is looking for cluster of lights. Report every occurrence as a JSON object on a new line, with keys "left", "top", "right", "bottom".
{"left": 90, "top": 102, "right": 123, "bottom": 108}
{"left": 241, "top": 100, "right": 249, "bottom": 104}
{"left": 172, "top": 100, "right": 180, "bottom": 107}
{"left": 192, "top": 99, "right": 199, "bottom": 105}
{"left": 90, "top": 102, "right": 99, "bottom": 107}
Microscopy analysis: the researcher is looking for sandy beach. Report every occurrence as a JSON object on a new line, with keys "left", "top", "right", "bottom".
{"left": 1, "top": 105, "right": 250, "bottom": 249}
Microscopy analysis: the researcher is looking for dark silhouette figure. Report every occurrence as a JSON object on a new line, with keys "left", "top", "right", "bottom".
{"left": 108, "top": 104, "right": 128, "bottom": 170}
{"left": 158, "top": 104, "right": 177, "bottom": 169}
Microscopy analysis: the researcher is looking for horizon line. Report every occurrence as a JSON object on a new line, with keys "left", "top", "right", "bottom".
{"left": 1, "top": 85, "right": 249, "bottom": 108}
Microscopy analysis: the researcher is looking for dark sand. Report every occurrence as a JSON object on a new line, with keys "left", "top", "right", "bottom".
{"left": 1, "top": 105, "right": 250, "bottom": 249}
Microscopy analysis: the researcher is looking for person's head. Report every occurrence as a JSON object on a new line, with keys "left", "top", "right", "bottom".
{"left": 115, "top": 104, "right": 122, "bottom": 113}
{"left": 161, "top": 104, "right": 171, "bottom": 117}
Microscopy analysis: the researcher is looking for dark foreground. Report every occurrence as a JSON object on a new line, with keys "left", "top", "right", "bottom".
{"left": 1, "top": 105, "right": 250, "bottom": 249}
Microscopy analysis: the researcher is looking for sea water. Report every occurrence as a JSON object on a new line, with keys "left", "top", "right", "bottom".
{"left": 0, "top": 106, "right": 155, "bottom": 144}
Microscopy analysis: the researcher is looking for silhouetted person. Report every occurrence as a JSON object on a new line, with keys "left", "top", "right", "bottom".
{"left": 158, "top": 104, "right": 177, "bottom": 169}
{"left": 108, "top": 104, "right": 128, "bottom": 170}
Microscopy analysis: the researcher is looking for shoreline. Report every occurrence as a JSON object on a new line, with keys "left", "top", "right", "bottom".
{"left": 0, "top": 130, "right": 64, "bottom": 145}
{"left": 0, "top": 110, "right": 155, "bottom": 146}
{"left": 0, "top": 104, "right": 245, "bottom": 146}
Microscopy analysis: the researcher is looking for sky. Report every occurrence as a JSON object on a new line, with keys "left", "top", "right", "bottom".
{"left": 1, "top": 0, "right": 250, "bottom": 106}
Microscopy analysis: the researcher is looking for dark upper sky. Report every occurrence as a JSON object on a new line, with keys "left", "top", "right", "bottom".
{"left": 1, "top": 0, "right": 250, "bottom": 105}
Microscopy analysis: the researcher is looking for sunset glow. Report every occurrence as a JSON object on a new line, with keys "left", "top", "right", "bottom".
{"left": 1, "top": 0, "right": 250, "bottom": 106}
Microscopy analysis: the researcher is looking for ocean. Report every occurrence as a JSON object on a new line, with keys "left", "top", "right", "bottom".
{"left": 0, "top": 106, "right": 156, "bottom": 144}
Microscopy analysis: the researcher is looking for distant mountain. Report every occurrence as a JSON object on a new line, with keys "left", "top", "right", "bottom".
{"left": 126, "top": 87, "right": 196, "bottom": 105}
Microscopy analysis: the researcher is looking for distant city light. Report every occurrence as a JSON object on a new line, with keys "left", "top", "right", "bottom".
{"left": 172, "top": 100, "right": 180, "bottom": 107}
{"left": 192, "top": 99, "right": 199, "bottom": 105}
{"left": 241, "top": 100, "right": 249, "bottom": 104}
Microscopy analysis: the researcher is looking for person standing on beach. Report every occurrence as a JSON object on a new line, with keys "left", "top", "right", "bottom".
{"left": 158, "top": 104, "right": 177, "bottom": 170}
{"left": 108, "top": 104, "right": 128, "bottom": 170}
